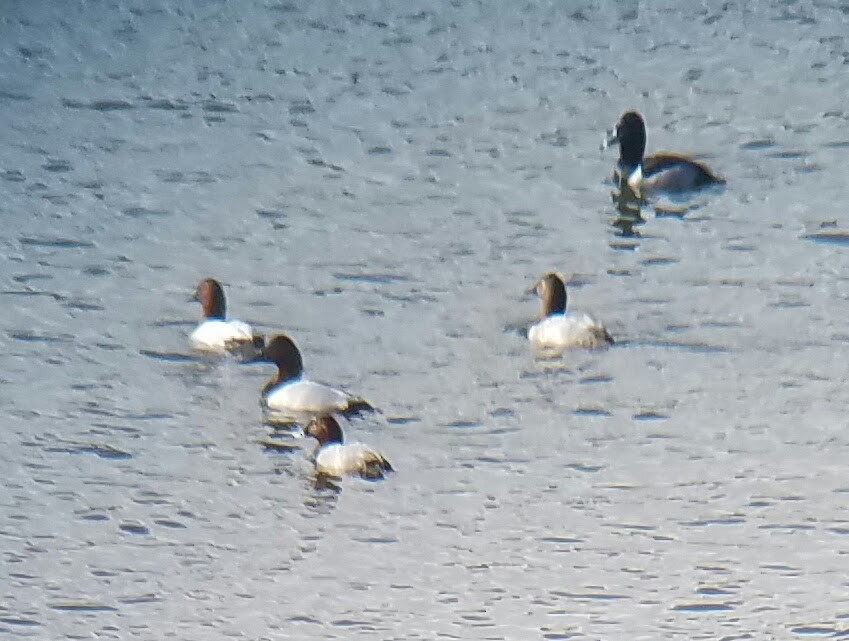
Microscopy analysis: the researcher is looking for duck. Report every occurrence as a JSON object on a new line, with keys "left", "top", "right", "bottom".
{"left": 304, "top": 414, "right": 392, "bottom": 480}
{"left": 603, "top": 110, "right": 725, "bottom": 197}
{"left": 190, "top": 278, "right": 264, "bottom": 355}
{"left": 254, "top": 333, "right": 375, "bottom": 417}
{"left": 528, "top": 272, "right": 613, "bottom": 349}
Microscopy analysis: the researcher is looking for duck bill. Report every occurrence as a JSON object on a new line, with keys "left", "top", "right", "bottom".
{"left": 601, "top": 129, "right": 618, "bottom": 151}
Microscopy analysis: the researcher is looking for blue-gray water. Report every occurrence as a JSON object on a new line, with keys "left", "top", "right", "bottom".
{"left": 2, "top": 0, "right": 849, "bottom": 638}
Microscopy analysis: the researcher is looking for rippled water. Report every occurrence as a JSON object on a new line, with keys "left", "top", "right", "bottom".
{"left": 2, "top": 0, "right": 849, "bottom": 638}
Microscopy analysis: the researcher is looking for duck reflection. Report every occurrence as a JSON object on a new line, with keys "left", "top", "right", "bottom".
{"left": 260, "top": 433, "right": 342, "bottom": 513}
{"left": 303, "top": 474, "right": 342, "bottom": 516}
{"left": 611, "top": 173, "right": 645, "bottom": 237}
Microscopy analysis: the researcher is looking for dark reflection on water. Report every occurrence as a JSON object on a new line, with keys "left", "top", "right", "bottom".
{"left": 801, "top": 230, "right": 849, "bottom": 246}
{"left": 610, "top": 175, "right": 646, "bottom": 239}
{"left": 607, "top": 167, "right": 724, "bottom": 237}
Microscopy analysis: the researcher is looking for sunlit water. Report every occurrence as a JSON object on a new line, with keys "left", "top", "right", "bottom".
{"left": 2, "top": 0, "right": 849, "bottom": 638}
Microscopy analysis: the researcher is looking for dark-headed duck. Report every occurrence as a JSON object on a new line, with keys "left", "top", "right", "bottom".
{"left": 529, "top": 272, "right": 613, "bottom": 349}
{"left": 255, "top": 334, "right": 375, "bottom": 416}
{"left": 304, "top": 414, "right": 392, "bottom": 480}
{"left": 190, "top": 278, "right": 263, "bottom": 354}
{"left": 604, "top": 110, "right": 725, "bottom": 197}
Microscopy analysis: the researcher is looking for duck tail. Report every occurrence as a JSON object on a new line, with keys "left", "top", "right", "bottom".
{"left": 342, "top": 397, "right": 377, "bottom": 416}
{"left": 603, "top": 328, "right": 615, "bottom": 345}
{"left": 227, "top": 333, "right": 266, "bottom": 362}
{"left": 361, "top": 455, "right": 393, "bottom": 480}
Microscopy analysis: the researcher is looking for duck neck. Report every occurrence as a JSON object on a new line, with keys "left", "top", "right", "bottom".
{"left": 543, "top": 283, "right": 567, "bottom": 317}
{"left": 312, "top": 418, "right": 344, "bottom": 446}
{"left": 262, "top": 368, "right": 300, "bottom": 395}
{"left": 203, "top": 296, "right": 225, "bottom": 320}
{"left": 323, "top": 431, "right": 343, "bottom": 446}
{"left": 618, "top": 129, "right": 645, "bottom": 172}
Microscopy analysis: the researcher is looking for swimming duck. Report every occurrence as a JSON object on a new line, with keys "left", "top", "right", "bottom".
{"left": 190, "top": 278, "right": 263, "bottom": 354}
{"left": 255, "top": 334, "right": 375, "bottom": 417}
{"left": 528, "top": 272, "right": 613, "bottom": 349}
{"left": 304, "top": 414, "right": 392, "bottom": 480}
{"left": 604, "top": 110, "right": 725, "bottom": 197}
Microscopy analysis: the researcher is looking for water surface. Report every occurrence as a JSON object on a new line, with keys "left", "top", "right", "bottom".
{"left": 2, "top": 1, "right": 849, "bottom": 638}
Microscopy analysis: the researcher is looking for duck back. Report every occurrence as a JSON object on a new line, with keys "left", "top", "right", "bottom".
{"left": 315, "top": 443, "right": 393, "bottom": 479}
{"left": 191, "top": 319, "right": 254, "bottom": 352}
{"left": 643, "top": 152, "right": 724, "bottom": 192}
{"left": 529, "top": 313, "right": 613, "bottom": 349}
{"left": 264, "top": 379, "right": 351, "bottom": 413}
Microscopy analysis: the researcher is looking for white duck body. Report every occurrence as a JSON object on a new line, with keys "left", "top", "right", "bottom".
{"left": 529, "top": 312, "right": 611, "bottom": 349}
{"left": 190, "top": 318, "right": 255, "bottom": 353}
{"left": 314, "top": 442, "right": 392, "bottom": 478}
{"left": 264, "top": 379, "right": 354, "bottom": 414}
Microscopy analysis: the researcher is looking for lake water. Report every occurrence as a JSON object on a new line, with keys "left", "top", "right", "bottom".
{"left": 2, "top": 0, "right": 849, "bottom": 638}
